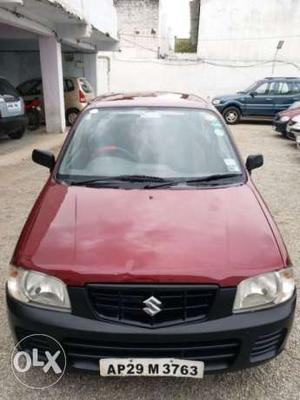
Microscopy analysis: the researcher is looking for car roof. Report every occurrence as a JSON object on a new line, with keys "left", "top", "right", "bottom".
{"left": 263, "top": 77, "right": 300, "bottom": 80}
{"left": 90, "top": 91, "right": 210, "bottom": 110}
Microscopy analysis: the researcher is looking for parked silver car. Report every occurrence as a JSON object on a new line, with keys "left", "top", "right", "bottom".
{"left": 0, "top": 77, "right": 27, "bottom": 139}
{"left": 286, "top": 114, "right": 300, "bottom": 149}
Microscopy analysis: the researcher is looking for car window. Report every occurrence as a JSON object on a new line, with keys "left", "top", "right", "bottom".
{"left": 64, "top": 79, "right": 75, "bottom": 92}
{"left": 290, "top": 82, "right": 300, "bottom": 94}
{"left": 268, "top": 82, "right": 277, "bottom": 95}
{"left": 276, "top": 82, "right": 290, "bottom": 95}
{"left": 58, "top": 107, "right": 242, "bottom": 181}
{"left": 79, "top": 78, "right": 93, "bottom": 93}
{"left": 17, "top": 80, "right": 42, "bottom": 96}
{"left": 255, "top": 82, "right": 269, "bottom": 95}
{"left": 0, "top": 78, "right": 19, "bottom": 97}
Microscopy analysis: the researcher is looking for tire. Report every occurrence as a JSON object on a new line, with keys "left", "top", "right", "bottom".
{"left": 66, "top": 108, "right": 80, "bottom": 126}
{"left": 9, "top": 127, "right": 25, "bottom": 140}
{"left": 27, "top": 109, "right": 41, "bottom": 131}
{"left": 222, "top": 107, "right": 241, "bottom": 125}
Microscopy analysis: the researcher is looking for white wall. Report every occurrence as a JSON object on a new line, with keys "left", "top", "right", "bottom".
{"left": 114, "top": 0, "right": 160, "bottom": 58}
{"left": 197, "top": 0, "right": 300, "bottom": 63}
{"left": 101, "top": 54, "right": 300, "bottom": 99}
{"left": 51, "top": 0, "right": 118, "bottom": 38}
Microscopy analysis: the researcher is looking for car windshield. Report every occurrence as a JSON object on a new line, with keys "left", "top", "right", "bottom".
{"left": 58, "top": 107, "right": 242, "bottom": 184}
{"left": 240, "top": 81, "right": 261, "bottom": 94}
{"left": 289, "top": 101, "right": 300, "bottom": 110}
{"left": 0, "top": 78, "right": 19, "bottom": 97}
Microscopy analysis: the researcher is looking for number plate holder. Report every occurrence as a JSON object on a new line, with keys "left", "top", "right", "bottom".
{"left": 99, "top": 358, "right": 204, "bottom": 379}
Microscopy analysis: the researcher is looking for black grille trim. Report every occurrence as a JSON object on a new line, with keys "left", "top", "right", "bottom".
{"left": 63, "top": 337, "right": 240, "bottom": 371}
{"left": 251, "top": 329, "right": 286, "bottom": 362}
{"left": 86, "top": 284, "right": 219, "bottom": 328}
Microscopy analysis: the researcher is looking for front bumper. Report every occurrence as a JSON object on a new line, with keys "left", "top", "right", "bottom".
{"left": 0, "top": 115, "right": 28, "bottom": 135}
{"left": 273, "top": 120, "right": 288, "bottom": 135}
{"left": 6, "top": 290, "right": 296, "bottom": 375}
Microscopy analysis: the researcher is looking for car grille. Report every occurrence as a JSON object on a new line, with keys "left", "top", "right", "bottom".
{"left": 250, "top": 329, "right": 286, "bottom": 362}
{"left": 63, "top": 337, "right": 240, "bottom": 372}
{"left": 87, "top": 284, "right": 218, "bottom": 327}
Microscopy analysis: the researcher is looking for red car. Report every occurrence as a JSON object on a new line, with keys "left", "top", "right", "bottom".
{"left": 7, "top": 92, "right": 295, "bottom": 378}
{"left": 273, "top": 101, "right": 300, "bottom": 138}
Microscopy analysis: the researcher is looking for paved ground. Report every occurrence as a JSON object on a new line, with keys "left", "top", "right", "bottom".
{"left": 0, "top": 124, "right": 300, "bottom": 399}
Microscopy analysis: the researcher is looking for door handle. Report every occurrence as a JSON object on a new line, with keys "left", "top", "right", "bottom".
{"left": 266, "top": 98, "right": 273, "bottom": 101}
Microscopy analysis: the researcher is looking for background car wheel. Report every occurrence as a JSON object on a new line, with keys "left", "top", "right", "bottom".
{"left": 27, "top": 110, "right": 41, "bottom": 131}
{"left": 66, "top": 109, "right": 79, "bottom": 126}
{"left": 223, "top": 107, "right": 241, "bottom": 124}
{"left": 8, "top": 128, "right": 25, "bottom": 140}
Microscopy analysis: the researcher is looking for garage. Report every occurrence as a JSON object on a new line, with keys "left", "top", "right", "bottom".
{"left": 0, "top": 0, "right": 118, "bottom": 133}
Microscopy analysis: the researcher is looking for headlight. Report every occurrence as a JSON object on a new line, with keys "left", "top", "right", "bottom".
{"left": 212, "top": 99, "right": 221, "bottom": 106}
{"left": 293, "top": 122, "right": 300, "bottom": 130}
{"left": 280, "top": 116, "right": 290, "bottom": 122}
{"left": 7, "top": 265, "right": 71, "bottom": 311}
{"left": 233, "top": 267, "right": 295, "bottom": 312}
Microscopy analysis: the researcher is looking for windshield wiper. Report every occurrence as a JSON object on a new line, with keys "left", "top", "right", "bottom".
{"left": 144, "top": 173, "right": 243, "bottom": 189}
{"left": 185, "top": 173, "right": 243, "bottom": 184}
{"left": 67, "top": 174, "right": 167, "bottom": 187}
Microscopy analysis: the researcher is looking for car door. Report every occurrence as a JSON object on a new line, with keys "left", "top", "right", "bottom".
{"left": 244, "top": 81, "right": 275, "bottom": 117}
{"left": 273, "top": 81, "right": 300, "bottom": 114}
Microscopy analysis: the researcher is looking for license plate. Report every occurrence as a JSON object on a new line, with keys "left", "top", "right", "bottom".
{"left": 99, "top": 358, "right": 204, "bottom": 379}
{"left": 7, "top": 102, "right": 21, "bottom": 113}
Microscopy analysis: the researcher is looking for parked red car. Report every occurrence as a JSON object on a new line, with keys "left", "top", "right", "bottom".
{"left": 273, "top": 100, "right": 300, "bottom": 138}
{"left": 7, "top": 92, "right": 295, "bottom": 378}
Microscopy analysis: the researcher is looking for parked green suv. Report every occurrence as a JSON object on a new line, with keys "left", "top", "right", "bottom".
{"left": 212, "top": 77, "right": 300, "bottom": 124}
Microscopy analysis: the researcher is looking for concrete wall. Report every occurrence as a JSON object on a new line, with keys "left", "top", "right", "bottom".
{"left": 0, "top": 51, "right": 86, "bottom": 88}
{"left": 101, "top": 54, "right": 300, "bottom": 99}
{"left": 114, "top": 0, "right": 160, "bottom": 58}
{"left": 52, "top": 0, "right": 118, "bottom": 38}
{"left": 0, "top": 52, "right": 41, "bottom": 87}
{"left": 197, "top": 0, "right": 300, "bottom": 63}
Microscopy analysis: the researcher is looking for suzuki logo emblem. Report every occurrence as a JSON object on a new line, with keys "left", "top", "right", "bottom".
{"left": 143, "top": 296, "right": 162, "bottom": 316}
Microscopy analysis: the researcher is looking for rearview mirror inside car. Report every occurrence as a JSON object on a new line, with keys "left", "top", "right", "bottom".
{"left": 32, "top": 149, "right": 55, "bottom": 170}
{"left": 246, "top": 154, "right": 264, "bottom": 173}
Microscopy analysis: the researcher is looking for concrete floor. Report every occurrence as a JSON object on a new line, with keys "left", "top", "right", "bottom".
{"left": 0, "top": 124, "right": 299, "bottom": 399}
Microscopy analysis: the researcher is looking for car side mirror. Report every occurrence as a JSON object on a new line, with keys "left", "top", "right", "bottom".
{"left": 32, "top": 149, "right": 55, "bottom": 170}
{"left": 246, "top": 154, "right": 264, "bottom": 173}
{"left": 249, "top": 91, "right": 256, "bottom": 97}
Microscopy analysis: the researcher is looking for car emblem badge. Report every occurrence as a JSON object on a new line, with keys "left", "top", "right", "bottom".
{"left": 143, "top": 296, "right": 162, "bottom": 317}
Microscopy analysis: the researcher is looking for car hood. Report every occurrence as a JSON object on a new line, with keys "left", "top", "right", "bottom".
{"left": 278, "top": 108, "right": 300, "bottom": 118}
{"left": 14, "top": 181, "right": 285, "bottom": 287}
{"left": 213, "top": 93, "right": 245, "bottom": 102}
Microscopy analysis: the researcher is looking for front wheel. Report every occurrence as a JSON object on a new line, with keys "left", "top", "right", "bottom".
{"left": 223, "top": 107, "right": 241, "bottom": 125}
{"left": 9, "top": 127, "right": 25, "bottom": 140}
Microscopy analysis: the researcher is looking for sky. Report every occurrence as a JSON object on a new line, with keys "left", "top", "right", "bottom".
{"left": 163, "top": 0, "right": 191, "bottom": 38}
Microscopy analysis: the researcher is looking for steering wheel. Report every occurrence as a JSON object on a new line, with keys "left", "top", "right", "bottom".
{"left": 94, "top": 145, "right": 135, "bottom": 161}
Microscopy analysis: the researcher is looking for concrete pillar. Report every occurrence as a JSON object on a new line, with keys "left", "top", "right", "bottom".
{"left": 83, "top": 53, "right": 100, "bottom": 96}
{"left": 39, "top": 36, "right": 66, "bottom": 133}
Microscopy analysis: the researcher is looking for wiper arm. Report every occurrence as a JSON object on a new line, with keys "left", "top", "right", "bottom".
{"left": 116, "top": 174, "right": 167, "bottom": 182}
{"left": 186, "top": 173, "right": 243, "bottom": 184}
{"left": 68, "top": 174, "right": 167, "bottom": 187}
{"left": 144, "top": 174, "right": 242, "bottom": 189}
